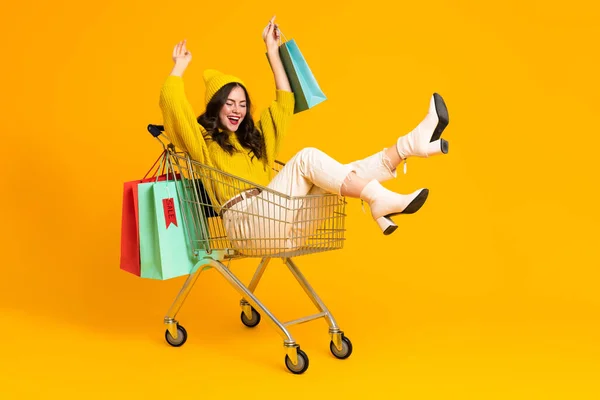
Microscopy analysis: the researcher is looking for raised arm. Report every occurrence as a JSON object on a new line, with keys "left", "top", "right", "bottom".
{"left": 159, "top": 40, "right": 212, "bottom": 167}
{"left": 259, "top": 17, "right": 295, "bottom": 163}
{"left": 263, "top": 17, "right": 292, "bottom": 93}
{"left": 170, "top": 40, "right": 192, "bottom": 78}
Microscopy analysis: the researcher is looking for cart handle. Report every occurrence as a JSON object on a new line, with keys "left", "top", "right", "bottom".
{"left": 148, "top": 124, "right": 164, "bottom": 137}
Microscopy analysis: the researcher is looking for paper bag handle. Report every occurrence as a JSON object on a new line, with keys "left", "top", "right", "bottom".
{"left": 277, "top": 27, "right": 289, "bottom": 45}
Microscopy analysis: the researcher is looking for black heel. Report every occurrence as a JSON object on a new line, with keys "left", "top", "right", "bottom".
{"left": 441, "top": 138, "right": 449, "bottom": 154}
{"left": 431, "top": 93, "right": 449, "bottom": 143}
{"left": 376, "top": 216, "right": 398, "bottom": 235}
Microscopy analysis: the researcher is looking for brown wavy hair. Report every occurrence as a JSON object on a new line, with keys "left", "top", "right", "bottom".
{"left": 197, "top": 82, "right": 266, "bottom": 161}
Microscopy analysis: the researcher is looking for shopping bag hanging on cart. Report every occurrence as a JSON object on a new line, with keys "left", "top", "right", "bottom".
{"left": 138, "top": 178, "right": 197, "bottom": 281}
{"left": 120, "top": 151, "right": 170, "bottom": 277}
{"left": 277, "top": 31, "right": 327, "bottom": 114}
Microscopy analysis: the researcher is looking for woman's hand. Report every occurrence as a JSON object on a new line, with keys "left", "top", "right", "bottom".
{"left": 170, "top": 40, "right": 192, "bottom": 77}
{"left": 262, "top": 16, "right": 291, "bottom": 92}
{"left": 262, "top": 16, "right": 281, "bottom": 55}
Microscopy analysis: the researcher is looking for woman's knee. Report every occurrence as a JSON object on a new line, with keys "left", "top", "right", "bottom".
{"left": 296, "top": 147, "right": 323, "bottom": 161}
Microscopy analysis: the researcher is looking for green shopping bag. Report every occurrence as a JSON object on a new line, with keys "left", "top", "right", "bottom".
{"left": 138, "top": 179, "right": 196, "bottom": 280}
{"left": 278, "top": 37, "right": 327, "bottom": 114}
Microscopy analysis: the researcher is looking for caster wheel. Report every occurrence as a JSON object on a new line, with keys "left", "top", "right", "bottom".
{"left": 285, "top": 349, "right": 309, "bottom": 375}
{"left": 165, "top": 325, "right": 187, "bottom": 347}
{"left": 330, "top": 336, "right": 353, "bottom": 359}
{"left": 241, "top": 307, "right": 261, "bottom": 328}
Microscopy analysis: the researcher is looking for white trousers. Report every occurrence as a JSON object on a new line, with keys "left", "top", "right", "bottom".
{"left": 222, "top": 147, "right": 397, "bottom": 255}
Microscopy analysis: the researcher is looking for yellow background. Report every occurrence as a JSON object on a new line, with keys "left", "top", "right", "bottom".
{"left": 1, "top": 0, "right": 599, "bottom": 398}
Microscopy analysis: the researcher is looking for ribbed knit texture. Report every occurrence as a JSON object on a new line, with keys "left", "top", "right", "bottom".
{"left": 203, "top": 69, "right": 245, "bottom": 105}
{"left": 159, "top": 75, "right": 295, "bottom": 208}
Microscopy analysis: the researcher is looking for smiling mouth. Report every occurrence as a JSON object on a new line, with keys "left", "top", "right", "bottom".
{"left": 227, "top": 116, "right": 241, "bottom": 126}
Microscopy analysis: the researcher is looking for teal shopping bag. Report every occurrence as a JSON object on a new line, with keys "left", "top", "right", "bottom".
{"left": 138, "top": 179, "right": 196, "bottom": 280}
{"left": 278, "top": 38, "right": 327, "bottom": 113}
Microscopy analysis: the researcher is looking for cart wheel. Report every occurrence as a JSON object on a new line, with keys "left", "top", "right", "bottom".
{"left": 240, "top": 307, "right": 261, "bottom": 328}
{"left": 165, "top": 325, "right": 187, "bottom": 347}
{"left": 285, "top": 349, "right": 309, "bottom": 374}
{"left": 330, "top": 336, "right": 353, "bottom": 359}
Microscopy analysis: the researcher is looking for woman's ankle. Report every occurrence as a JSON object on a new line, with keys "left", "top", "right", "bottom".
{"left": 384, "top": 145, "right": 403, "bottom": 170}
{"left": 340, "top": 171, "right": 370, "bottom": 198}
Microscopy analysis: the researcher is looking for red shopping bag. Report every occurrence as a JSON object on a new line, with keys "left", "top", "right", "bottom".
{"left": 120, "top": 151, "right": 175, "bottom": 276}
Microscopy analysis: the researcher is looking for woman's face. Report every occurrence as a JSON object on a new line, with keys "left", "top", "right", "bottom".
{"left": 219, "top": 86, "right": 247, "bottom": 132}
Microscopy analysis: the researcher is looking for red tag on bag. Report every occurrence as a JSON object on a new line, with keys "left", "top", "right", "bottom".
{"left": 163, "top": 198, "right": 178, "bottom": 228}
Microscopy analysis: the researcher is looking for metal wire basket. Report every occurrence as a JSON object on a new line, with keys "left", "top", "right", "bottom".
{"left": 154, "top": 130, "right": 347, "bottom": 259}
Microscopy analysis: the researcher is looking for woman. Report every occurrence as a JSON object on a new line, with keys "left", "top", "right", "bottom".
{"left": 159, "top": 17, "right": 450, "bottom": 254}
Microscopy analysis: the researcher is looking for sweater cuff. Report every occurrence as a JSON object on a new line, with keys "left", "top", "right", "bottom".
{"left": 164, "top": 75, "right": 184, "bottom": 87}
{"left": 275, "top": 89, "right": 295, "bottom": 111}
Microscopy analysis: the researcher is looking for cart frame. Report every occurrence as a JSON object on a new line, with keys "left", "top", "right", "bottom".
{"left": 147, "top": 124, "right": 353, "bottom": 374}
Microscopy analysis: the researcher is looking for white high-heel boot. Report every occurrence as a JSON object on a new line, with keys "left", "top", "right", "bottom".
{"left": 397, "top": 93, "right": 450, "bottom": 172}
{"left": 360, "top": 179, "right": 429, "bottom": 235}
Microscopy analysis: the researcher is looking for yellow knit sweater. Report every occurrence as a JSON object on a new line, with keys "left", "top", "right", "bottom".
{"left": 158, "top": 76, "right": 295, "bottom": 208}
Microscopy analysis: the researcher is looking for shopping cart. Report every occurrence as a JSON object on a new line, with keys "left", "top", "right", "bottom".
{"left": 147, "top": 124, "right": 352, "bottom": 374}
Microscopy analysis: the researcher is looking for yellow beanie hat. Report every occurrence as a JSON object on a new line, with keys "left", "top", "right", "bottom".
{"left": 203, "top": 69, "right": 245, "bottom": 105}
